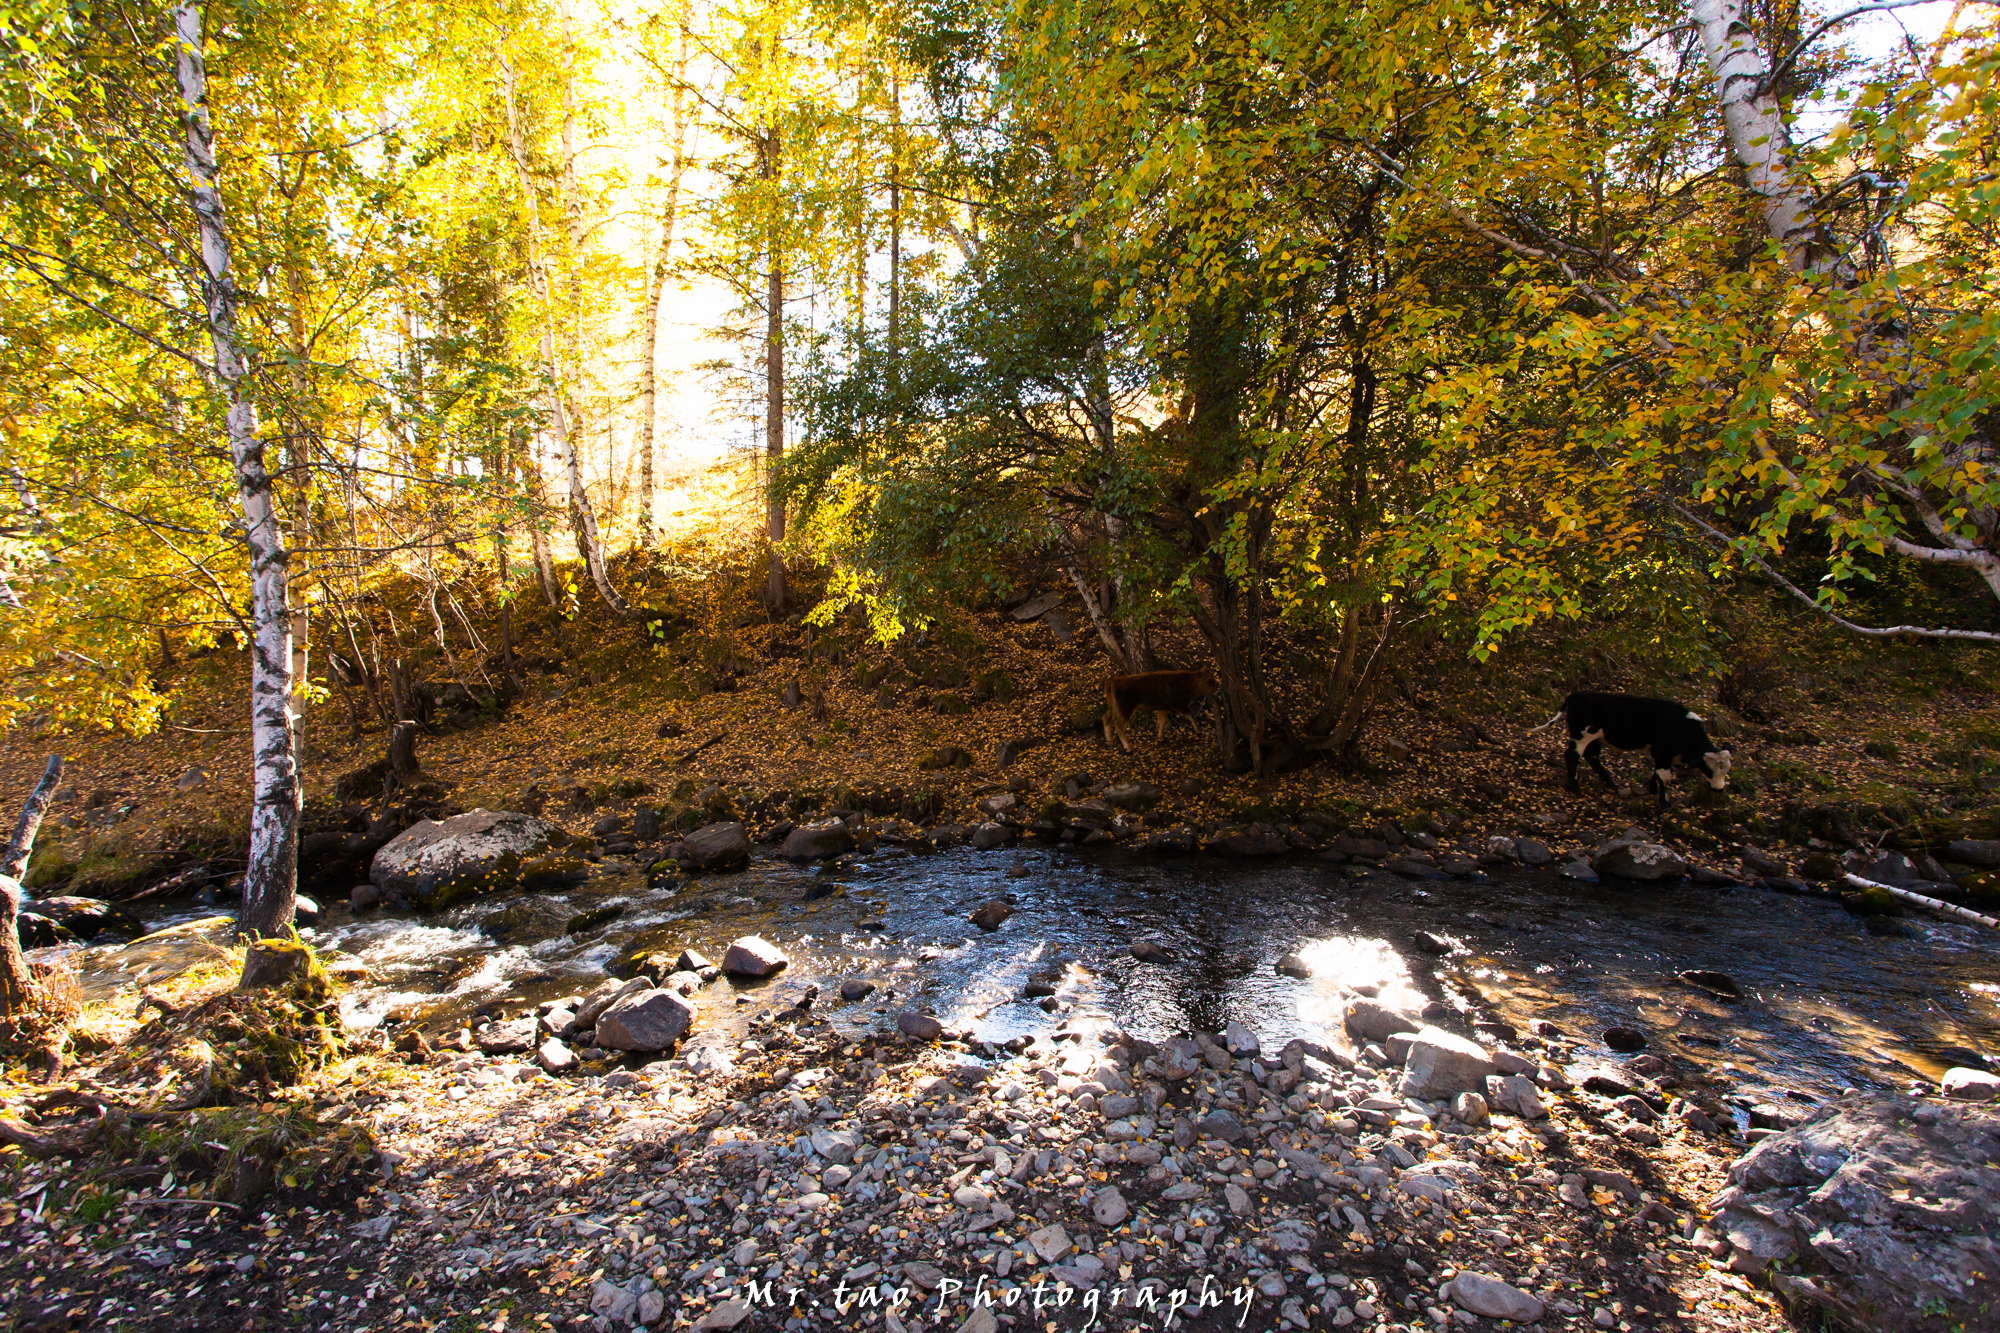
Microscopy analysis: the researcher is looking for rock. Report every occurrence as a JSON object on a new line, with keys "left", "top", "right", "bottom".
{"left": 1343, "top": 997, "right": 1420, "bottom": 1042}
{"left": 595, "top": 989, "right": 695, "bottom": 1051}
{"left": 969, "top": 900, "right": 1014, "bottom": 930}
{"left": 574, "top": 976, "right": 650, "bottom": 1029}
{"left": 1706, "top": 1095, "right": 1999, "bottom": 1330}
{"left": 1102, "top": 782, "right": 1161, "bottom": 811}
{"left": 779, "top": 818, "right": 854, "bottom": 860}
{"left": 1558, "top": 860, "right": 1599, "bottom": 882}
{"left": 1208, "top": 825, "right": 1291, "bottom": 857}
{"left": 474, "top": 1017, "right": 538, "bottom": 1054}
{"left": 1593, "top": 836, "right": 1689, "bottom": 881}
{"left": 897, "top": 1011, "right": 945, "bottom": 1040}
{"left": 536, "top": 1037, "right": 578, "bottom": 1074}
{"left": 350, "top": 883, "right": 380, "bottom": 911}
{"left": 1940, "top": 1067, "right": 1999, "bottom": 1102}
{"left": 691, "top": 1301, "right": 753, "bottom": 1331}
{"left": 1154, "top": 1038, "right": 1204, "bottom": 1080}
{"left": 1275, "top": 952, "right": 1311, "bottom": 978}
{"left": 1678, "top": 969, "right": 1742, "bottom": 998}
{"left": 1945, "top": 838, "right": 2000, "bottom": 869}
{"left": 1603, "top": 1026, "right": 1648, "bottom": 1052}
{"left": 1400, "top": 1027, "right": 1497, "bottom": 1100}
{"left": 839, "top": 979, "right": 876, "bottom": 1002}
{"left": 675, "top": 949, "right": 715, "bottom": 974}
{"left": 810, "top": 1127, "right": 862, "bottom": 1164}
{"left": 917, "top": 746, "right": 975, "bottom": 771}
{"left": 969, "top": 821, "right": 1014, "bottom": 849}
{"left": 1447, "top": 1273, "right": 1544, "bottom": 1323}
{"left": 28, "top": 896, "right": 143, "bottom": 941}
{"left": 1090, "top": 1186, "right": 1129, "bottom": 1226}
{"left": 1515, "top": 837, "right": 1553, "bottom": 866}
{"left": 721, "top": 935, "right": 788, "bottom": 977}
{"left": 680, "top": 1029, "right": 737, "bottom": 1075}
{"left": 1138, "top": 826, "right": 1197, "bottom": 854}
{"left": 952, "top": 1184, "right": 990, "bottom": 1211}
{"left": 1222, "top": 1021, "right": 1260, "bottom": 1057}
{"left": 1028, "top": 1224, "right": 1071, "bottom": 1263}
{"left": 1129, "top": 939, "right": 1175, "bottom": 963}
{"left": 1331, "top": 835, "right": 1391, "bottom": 861}
{"left": 369, "top": 809, "right": 568, "bottom": 909}
{"left": 1845, "top": 847, "right": 1919, "bottom": 882}
{"left": 1224, "top": 1183, "right": 1252, "bottom": 1215}
{"left": 682, "top": 821, "right": 751, "bottom": 870}
{"left": 175, "top": 765, "right": 209, "bottom": 792}
{"left": 1197, "top": 1108, "right": 1245, "bottom": 1142}
{"left": 1452, "top": 1091, "right": 1489, "bottom": 1126}
{"left": 1411, "top": 930, "right": 1451, "bottom": 955}
{"left": 1481, "top": 836, "right": 1519, "bottom": 862}
{"left": 1382, "top": 738, "right": 1412, "bottom": 762}
{"left": 1485, "top": 1074, "right": 1547, "bottom": 1120}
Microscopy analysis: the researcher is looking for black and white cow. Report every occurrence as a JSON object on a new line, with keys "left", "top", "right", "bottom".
{"left": 1533, "top": 692, "right": 1732, "bottom": 805}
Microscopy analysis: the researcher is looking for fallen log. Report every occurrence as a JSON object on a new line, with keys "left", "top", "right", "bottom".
{"left": 1842, "top": 873, "right": 1999, "bottom": 931}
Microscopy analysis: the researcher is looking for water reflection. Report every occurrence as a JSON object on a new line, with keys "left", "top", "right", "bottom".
{"left": 61, "top": 841, "right": 2000, "bottom": 1104}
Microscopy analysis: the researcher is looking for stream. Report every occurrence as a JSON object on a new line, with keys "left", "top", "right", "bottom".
{"left": 75, "top": 845, "right": 2000, "bottom": 1119}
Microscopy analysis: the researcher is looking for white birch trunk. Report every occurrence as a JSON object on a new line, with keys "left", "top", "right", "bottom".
{"left": 764, "top": 122, "right": 787, "bottom": 610}
{"left": 1688, "top": 0, "right": 1820, "bottom": 272}
{"left": 500, "top": 52, "right": 635, "bottom": 620}
{"left": 637, "top": 5, "right": 693, "bottom": 551}
{"left": 176, "top": 1, "right": 299, "bottom": 940}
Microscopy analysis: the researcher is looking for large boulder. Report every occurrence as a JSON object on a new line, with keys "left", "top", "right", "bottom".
{"left": 1592, "top": 835, "right": 1688, "bottom": 882}
{"left": 778, "top": 819, "right": 853, "bottom": 861}
{"left": 1945, "top": 839, "right": 2000, "bottom": 869}
{"left": 1706, "top": 1095, "right": 1999, "bottom": 1332}
{"left": 370, "top": 809, "right": 567, "bottom": 910}
{"left": 30, "top": 896, "right": 144, "bottom": 942}
{"left": 681, "top": 821, "right": 751, "bottom": 870}
{"left": 1398, "top": 1027, "right": 1497, "bottom": 1101}
{"left": 595, "top": 989, "right": 696, "bottom": 1052}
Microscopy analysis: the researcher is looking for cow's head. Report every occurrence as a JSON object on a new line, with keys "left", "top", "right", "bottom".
{"left": 1196, "top": 669, "right": 1221, "bottom": 698}
{"left": 1702, "top": 749, "right": 1733, "bottom": 789}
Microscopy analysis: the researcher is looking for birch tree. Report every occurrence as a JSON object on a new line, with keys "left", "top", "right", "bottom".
{"left": 636, "top": 0, "right": 696, "bottom": 550}
{"left": 175, "top": 0, "right": 300, "bottom": 940}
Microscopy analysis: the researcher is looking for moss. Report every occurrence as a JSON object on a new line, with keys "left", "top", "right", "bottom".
{"left": 1841, "top": 886, "right": 1904, "bottom": 916}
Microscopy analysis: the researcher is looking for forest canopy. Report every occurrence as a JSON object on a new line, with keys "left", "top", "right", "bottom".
{"left": 1, "top": 0, "right": 1998, "bottom": 935}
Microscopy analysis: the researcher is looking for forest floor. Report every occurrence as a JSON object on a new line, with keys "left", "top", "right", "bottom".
{"left": 5, "top": 564, "right": 1999, "bottom": 901}
{"left": 1, "top": 569, "right": 1997, "bottom": 1333}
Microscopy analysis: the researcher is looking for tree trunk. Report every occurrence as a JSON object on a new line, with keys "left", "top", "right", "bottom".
{"left": 500, "top": 53, "right": 636, "bottom": 621}
{"left": 888, "top": 70, "right": 901, "bottom": 398}
{"left": 1687, "top": 0, "right": 1820, "bottom": 273}
{"left": 387, "top": 722, "right": 419, "bottom": 785}
{"left": 637, "top": 3, "right": 693, "bottom": 552}
{"left": 765, "top": 122, "right": 787, "bottom": 611}
{"left": 176, "top": 2, "right": 299, "bottom": 943}
{"left": 0, "top": 756, "right": 62, "bottom": 1017}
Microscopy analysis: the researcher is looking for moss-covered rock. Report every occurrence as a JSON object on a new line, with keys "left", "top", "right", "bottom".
{"left": 369, "top": 809, "right": 568, "bottom": 910}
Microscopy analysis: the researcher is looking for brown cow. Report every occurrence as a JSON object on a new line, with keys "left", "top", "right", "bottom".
{"left": 1102, "top": 669, "right": 1221, "bottom": 751}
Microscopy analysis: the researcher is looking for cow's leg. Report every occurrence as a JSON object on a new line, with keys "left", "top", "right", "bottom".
{"left": 1564, "top": 740, "right": 1582, "bottom": 792}
{"left": 1155, "top": 710, "right": 1168, "bottom": 741}
{"left": 1582, "top": 737, "right": 1620, "bottom": 792}
{"left": 1650, "top": 746, "right": 1676, "bottom": 807}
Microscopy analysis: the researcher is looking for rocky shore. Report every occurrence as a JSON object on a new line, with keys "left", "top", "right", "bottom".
{"left": 10, "top": 947, "right": 1996, "bottom": 1333}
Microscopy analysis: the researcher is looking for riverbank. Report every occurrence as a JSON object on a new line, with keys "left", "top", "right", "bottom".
{"left": 4, "top": 968, "right": 1808, "bottom": 1333}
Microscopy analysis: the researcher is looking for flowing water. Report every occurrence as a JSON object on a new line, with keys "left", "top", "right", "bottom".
{"left": 75, "top": 846, "right": 1999, "bottom": 1115}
